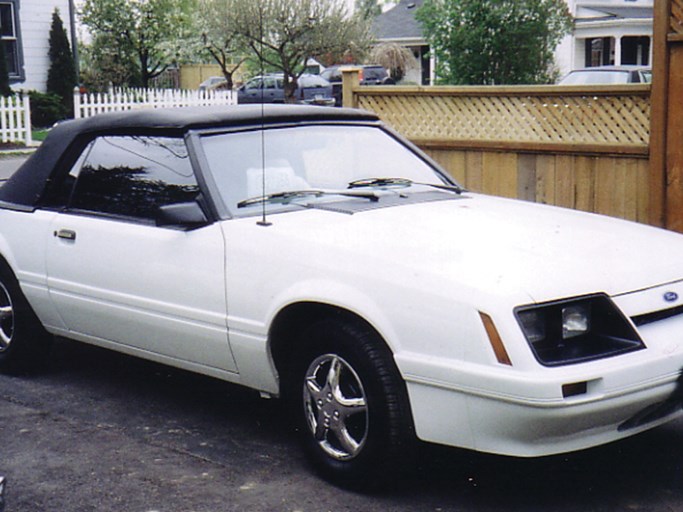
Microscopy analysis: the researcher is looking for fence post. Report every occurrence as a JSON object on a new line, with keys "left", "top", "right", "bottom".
{"left": 0, "top": 96, "right": 6, "bottom": 143}
{"left": 73, "top": 86, "right": 81, "bottom": 119}
{"left": 23, "top": 94, "right": 32, "bottom": 146}
{"left": 651, "top": 0, "right": 683, "bottom": 232}
{"left": 341, "top": 67, "right": 361, "bottom": 109}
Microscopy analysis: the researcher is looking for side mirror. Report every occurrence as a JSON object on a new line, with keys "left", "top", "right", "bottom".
{"left": 156, "top": 201, "right": 209, "bottom": 230}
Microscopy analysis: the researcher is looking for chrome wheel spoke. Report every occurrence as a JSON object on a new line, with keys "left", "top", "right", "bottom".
{"left": 305, "top": 375, "right": 324, "bottom": 401}
{"left": 325, "top": 356, "right": 343, "bottom": 391}
{"left": 337, "top": 424, "right": 361, "bottom": 455}
{"left": 334, "top": 390, "right": 366, "bottom": 411}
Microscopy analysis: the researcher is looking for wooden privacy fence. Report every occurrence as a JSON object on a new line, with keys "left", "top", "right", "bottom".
{"left": 344, "top": 75, "right": 653, "bottom": 225}
{"left": 0, "top": 94, "right": 32, "bottom": 146}
{"left": 650, "top": 0, "right": 683, "bottom": 231}
{"left": 357, "top": 85, "right": 649, "bottom": 155}
{"left": 74, "top": 87, "right": 237, "bottom": 119}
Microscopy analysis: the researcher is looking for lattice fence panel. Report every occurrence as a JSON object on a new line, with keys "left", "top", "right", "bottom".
{"left": 357, "top": 90, "right": 650, "bottom": 149}
{"left": 672, "top": 0, "right": 683, "bottom": 36}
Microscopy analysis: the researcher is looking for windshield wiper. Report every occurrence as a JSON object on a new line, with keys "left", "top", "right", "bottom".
{"left": 237, "top": 189, "right": 379, "bottom": 209}
{"left": 348, "top": 177, "right": 464, "bottom": 194}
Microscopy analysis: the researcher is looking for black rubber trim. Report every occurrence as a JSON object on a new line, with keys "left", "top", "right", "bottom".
{"left": 632, "top": 305, "right": 683, "bottom": 326}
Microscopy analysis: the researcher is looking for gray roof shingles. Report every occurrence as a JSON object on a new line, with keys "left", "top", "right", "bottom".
{"left": 372, "top": 0, "right": 425, "bottom": 41}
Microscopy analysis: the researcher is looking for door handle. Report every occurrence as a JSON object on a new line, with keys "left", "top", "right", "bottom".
{"left": 54, "top": 229, "right": 76, "bottom": 241}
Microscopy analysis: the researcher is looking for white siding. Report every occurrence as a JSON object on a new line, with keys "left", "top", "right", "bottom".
{"left": 554, "top": 34, "right": 575, "bottom": 79}
{"left": 554, "top": 0, "right": 653, "bottom": 77}
{"left": 11, "top": 0, "right": 72, "bottom": 92}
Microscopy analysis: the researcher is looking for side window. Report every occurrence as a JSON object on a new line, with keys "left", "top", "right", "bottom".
{"left": 245, "top": 78, "right": 262, "bottom": 90}
{"left": 0, "top": 1, "right": 23, "bottom": 82}
{"left": 264, "top": 77, "right": 277, "bottom": 90}
{"left": 67, "top": 136, "right": 199, "bottom": 221}
{"left": 41, "top": 139, "right": 96, "bottom": 209}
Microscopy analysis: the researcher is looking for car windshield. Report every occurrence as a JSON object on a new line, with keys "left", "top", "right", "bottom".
{"left": 199, "top": 125, "right": 451, "bottom": 216}
{"left": 363, "top": 67, "right": 387, "bottom": 80}
{"left": 560, "top": 70, "right": 631, "bottom": 85}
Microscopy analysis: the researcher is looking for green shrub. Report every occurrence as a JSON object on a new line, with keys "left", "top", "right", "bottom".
{"left": 47, "top": 9, "right": 77, "bottom": 113}
{"left": 29, "top": 91, "right": 68, "bottom": 128}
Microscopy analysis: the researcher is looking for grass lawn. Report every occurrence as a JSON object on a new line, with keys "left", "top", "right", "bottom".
{"left": 32, "top": 128, "right": 50, "bottom": 142}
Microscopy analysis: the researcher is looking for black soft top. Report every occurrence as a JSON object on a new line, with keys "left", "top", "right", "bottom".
{"left": 0, "top": 104, "right": 379, "bottom": 208}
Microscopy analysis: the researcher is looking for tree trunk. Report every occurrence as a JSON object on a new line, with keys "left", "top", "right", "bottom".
{"left": 283, "top": 75, "right": 297, "bottom": 104}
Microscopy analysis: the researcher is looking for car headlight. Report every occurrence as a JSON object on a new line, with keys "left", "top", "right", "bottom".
{"left": 515, "top": 294, "right": 644, "bottom": 366}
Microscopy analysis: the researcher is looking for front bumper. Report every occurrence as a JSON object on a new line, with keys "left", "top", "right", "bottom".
{"left": 399, "top": 310, "right": 683, "bottom": 457}
{"left": 300, "top": 97, "right": 336, "bottom": 107}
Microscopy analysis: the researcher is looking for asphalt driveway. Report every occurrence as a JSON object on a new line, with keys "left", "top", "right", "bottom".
{"left": 0, "top": 155, "right": 28, "bottom": 181}
{"left": 2, "top": 337, "right": 683, "bottom": 511}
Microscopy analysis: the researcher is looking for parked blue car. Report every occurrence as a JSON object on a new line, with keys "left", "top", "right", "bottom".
{"left": 237, "top": 74, "right": 335, "bottom": 106}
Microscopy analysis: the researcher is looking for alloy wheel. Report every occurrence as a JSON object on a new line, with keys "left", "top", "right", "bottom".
{"left": 303, "top": 353, "right": 369, "bottom": 461}
{"left": 0, "top": 282, "right": 14, "bottom": 351}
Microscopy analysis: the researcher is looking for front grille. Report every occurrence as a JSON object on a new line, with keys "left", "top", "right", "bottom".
{"left": 632, "top": 305, "right": 683, "bottom": 326}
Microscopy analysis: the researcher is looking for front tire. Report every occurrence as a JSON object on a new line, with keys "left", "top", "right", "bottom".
{"left": 291, "top": 318, "right": 415, "bottom": 486}
{"left": 0, "top": 262, "right": 52, "bottom": 373}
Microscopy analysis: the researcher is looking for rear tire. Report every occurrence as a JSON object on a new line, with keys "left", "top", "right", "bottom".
{"left": 0, "top": 262, "right": 52, "bottom": 373}
{"left": 290, "top": 317, "right": 415, "bottom": 486}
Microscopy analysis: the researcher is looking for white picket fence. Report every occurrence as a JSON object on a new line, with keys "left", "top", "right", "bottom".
{"left": 0, "top": 94, "right": 32, "bottom": 145}
{"left": 73, "top": 87, "right": 237, "bottom": 119}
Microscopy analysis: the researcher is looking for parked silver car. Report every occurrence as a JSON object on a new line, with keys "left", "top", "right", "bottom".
{"left": 198, "top": 76, "right": 228, "bottom": 91}
{"left": 237, "top": 74, "right": 334, "bottom": 106}
{"left": 559, "top": 66, "right": 652, "bottom": 85}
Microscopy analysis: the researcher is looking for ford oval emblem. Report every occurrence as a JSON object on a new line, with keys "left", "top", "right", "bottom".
{"left": 664, "top": 291, "right": 679, "bottom": 303}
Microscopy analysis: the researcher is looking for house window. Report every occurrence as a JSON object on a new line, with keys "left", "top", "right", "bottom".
{"left": 585, "top": 37, "right": 612, "bottom": 67}
{"left": 0, "top": 0, "right": 23, "bottom": 82}
{"left": 621, "top": 36, "right": 650, "bottom": 66}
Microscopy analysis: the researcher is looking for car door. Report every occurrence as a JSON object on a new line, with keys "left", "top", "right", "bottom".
{"left": 239, "top": 77, "right": 263, "bottom": 103}
{"left": 45, "top": 135, "right": 237, "bottom": 373}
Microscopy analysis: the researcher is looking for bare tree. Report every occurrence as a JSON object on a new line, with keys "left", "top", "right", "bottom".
{"left": 368, "top": 42, "right": 418, "bottom": 82}
{"left": 197, "top": 0, "right": 246, "bottom": 90}
{"left": 232, "top": 0, "right": 372, "bottom": 102}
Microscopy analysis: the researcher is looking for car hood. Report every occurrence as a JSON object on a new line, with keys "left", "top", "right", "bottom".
{"left": 255, "top": 193, "right": 683, "bottom": 305}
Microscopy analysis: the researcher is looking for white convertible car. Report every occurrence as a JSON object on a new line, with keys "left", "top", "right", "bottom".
{"left": 1, "top": 105, "right": 683, "bottom": 483}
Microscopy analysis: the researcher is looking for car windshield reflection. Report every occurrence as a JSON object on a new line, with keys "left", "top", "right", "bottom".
{"left": 200, "top": 125, "right": 454, "bottom": 217}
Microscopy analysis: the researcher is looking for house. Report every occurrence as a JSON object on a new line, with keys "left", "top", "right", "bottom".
{"left": 2, "top": 0, "right": 78, "bottom": 92}
{"left": 555, "top": 0, "right": 653, "bottom": 77}
{"left": 372, "top": 0, "right": 432, "bottom": 85}
{"left": 372, "top": 0, "right": 653, "bottom": 84}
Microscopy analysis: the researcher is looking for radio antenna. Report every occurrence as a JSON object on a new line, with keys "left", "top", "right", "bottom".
{"left": 257, "top": 1, "right": 271, "bottom": 227}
